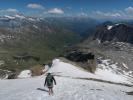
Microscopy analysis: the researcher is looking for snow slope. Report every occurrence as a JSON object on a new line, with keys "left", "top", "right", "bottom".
{"left": 50, "top": 59, "right": 132, "bottom": 84}
{"left": 0, "top": 59, "right": 132, "bottom": 100}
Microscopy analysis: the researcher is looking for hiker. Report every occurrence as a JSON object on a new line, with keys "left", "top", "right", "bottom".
{"left": 44, "top": 73, "right": 56, "bottom": 95}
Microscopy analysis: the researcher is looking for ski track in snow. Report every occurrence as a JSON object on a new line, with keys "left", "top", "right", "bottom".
{"left": 0, "top": 59, "right": 132, "bottom": 100}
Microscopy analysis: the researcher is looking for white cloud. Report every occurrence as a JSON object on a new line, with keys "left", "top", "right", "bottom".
{"left": 48, "top": 8, "right": 64, "bottom": 14}
{"left": 92, "top": 7, "right": 133, "bottom": 19}
{"left": 6, "top": 8, "right": 18, "bottom": 13}
{"left": 27, "top": 3, "right": 44, "bottom": 9}
{"left": 94, "top": 11, "right": 121, "bottom": 17}
{"left": 111, "top": 13, "right": 121, "bottom": 17}
{"left": 125, "top": 6, "right": 133, "bottom": 13}
{"left": 78, "top": 12, "right": 88, "bottom": 17}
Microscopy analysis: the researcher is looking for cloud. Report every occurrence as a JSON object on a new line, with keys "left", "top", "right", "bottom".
{"left": 92, "top": 6, "right": 133, "bottom": 19}
{"left": 66, "top": 7, "right": 72, "bottom": 10}
{"left": 94, "top": 11, "right": 121, "bottom": 17}
{"left": 27, "top": 3, "right": 44, "bottom": 9}
{"left": 125, "top": 6, "right": 133, "bottom": 13}
{"left": 6, "top": 8, "right": 18, "bottom": 13}
{"left": 111, "top": 13, "right": 121, "bottom": 17}
{"left": 48, "top": 8, "right": 64, "bottom": 14}
{"left": 80, "top": 8, "right": 83, "bottom": 10}
{"left": 78, "top": 12, "right": 88, "bottom": 17}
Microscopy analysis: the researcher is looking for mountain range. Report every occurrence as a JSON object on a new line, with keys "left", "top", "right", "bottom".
{"left": 0, "top": 14, "right": 133, "bottom": 79}
{"left": 78, "top": 21, "right": 133, "bottom": 77}
{"left": 91, "top": 22, "right": 133, "bottom": 43}
{"left": 0, "top": 15, "right": 98, "bottom": 73}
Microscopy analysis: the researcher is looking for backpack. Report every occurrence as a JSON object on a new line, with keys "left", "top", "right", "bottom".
{"left": 46, "top": 75, "right": 53, "bottom": 86}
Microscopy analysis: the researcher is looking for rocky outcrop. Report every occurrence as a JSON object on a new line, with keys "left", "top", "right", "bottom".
{"left": 65, "top": 50, "right": 95, "bottom": 62}
{"left": 7, "top": 73, "right": 17, "bottom": 79}
{"left": 92, "top": 23, "right": 133, "bottom": 44}
{"left": 126, "top": 91, "right": 133, "bottom": 95}
{"left": 65, "top": 50, "right": 96, "bottom": 73}
{"left": 30, "top": 65, "right": 44, "bottom": 76}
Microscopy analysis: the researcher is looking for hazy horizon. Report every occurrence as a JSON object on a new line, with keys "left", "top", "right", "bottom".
{"left": 0, "top": 0, "right": 132, "bottom": 20}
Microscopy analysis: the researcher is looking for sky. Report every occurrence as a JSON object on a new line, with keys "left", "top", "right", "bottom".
{"left": 0, "top": 0, "right": 133, "bottom": 19}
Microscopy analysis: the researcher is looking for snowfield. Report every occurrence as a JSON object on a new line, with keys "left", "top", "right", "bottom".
{"left": 0, "top": 59, "right": 133, "bottom": 100}
{"left": 50, "top": 59, "right": 132, "bottom": 84}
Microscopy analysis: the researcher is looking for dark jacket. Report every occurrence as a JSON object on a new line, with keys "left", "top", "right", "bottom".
{"left": 44, "top": 74, "right": 56, "bottom": 87}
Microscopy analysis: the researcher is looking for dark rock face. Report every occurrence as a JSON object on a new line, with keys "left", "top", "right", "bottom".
{"left": 65, "top": 50, "right": 95, "bottom": 62}
{"left": 0, "top": 70, "right": 7, "bottom": 79}
{"left": 7, "top": 73, "right": 16, "bottom": 79}
{"left": 126, "top": 91, "right": 133, "bottom": 95}
{"left": 65, "top": 50, "right": 96, "bottom": 73}
{"left": 92, "top": 23, "right": 133, "bottom": 44}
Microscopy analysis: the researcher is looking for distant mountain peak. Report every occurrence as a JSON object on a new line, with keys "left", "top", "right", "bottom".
{"left": 91, "top": 22, "right": 133, "bottom": 43}
{"left": 4, "top": 15, "right": 15, "bottom": 20}
{"left": 14, "top": 14, "right": 25, "bottom": 19}
{"left": 106, "top": 23, "right": 128, "bottom": 30}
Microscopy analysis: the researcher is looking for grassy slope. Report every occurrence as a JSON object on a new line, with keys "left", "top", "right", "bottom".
{"left": 0, "top": 31, "right": 80, "bottom": 71}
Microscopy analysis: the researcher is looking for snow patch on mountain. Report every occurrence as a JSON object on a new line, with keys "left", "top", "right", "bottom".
{"left": 28, "top": 18, "right": 36, "bottom": 21}
{"left": 33, "top": 25, "right": 39, "bottom": 29}
{"left": 15, "top": 14, "right": 25, "bottom": 19}
{"left": 122, "top": 63, "right": 128, "bottom": 69}
{"left": 97, "top": 58, "right": 133, "bottom": 82}
{"left": 0, "top": 35, "right": 14, "bottom": 42}
{"left": 0, "top": 15, "right": 38, "bottom": 22}
{"left": 107, "top": 25, "right": 113, "bottom": 30}
{"left": 4, "top": 15, "right": 15, "bottom": 20}
{"left": 18, "top": 70, "right": 32, "bottom": 78}
{"left": 107, "top": 23, "right": 126, "bottom": 30}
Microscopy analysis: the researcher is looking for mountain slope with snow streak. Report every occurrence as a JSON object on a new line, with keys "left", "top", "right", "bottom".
{"left": 0, "top": 59, "right": 132, "bottom": 100}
